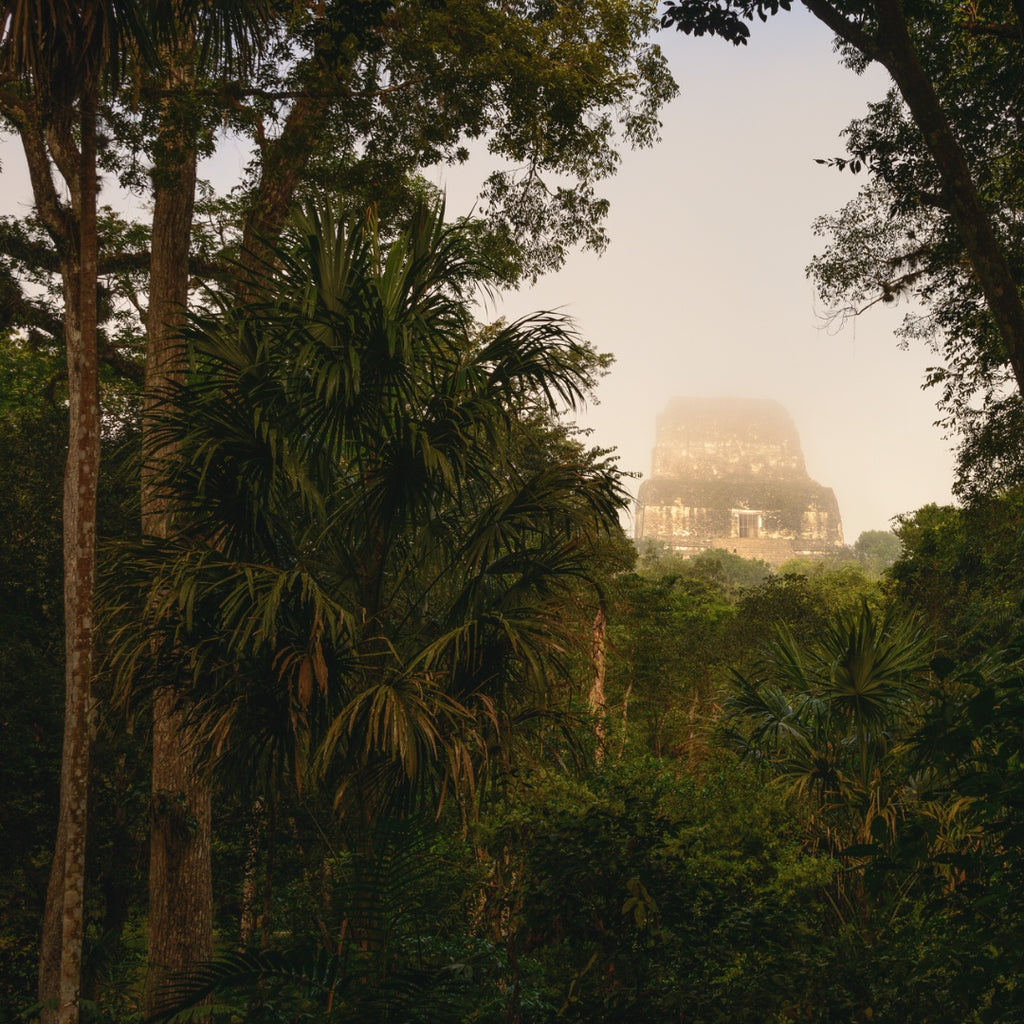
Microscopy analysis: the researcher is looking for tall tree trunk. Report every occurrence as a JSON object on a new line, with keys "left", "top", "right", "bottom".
{"left": 141, "top": 14, "right": 378, "bottom": 998}
{"left": 34, "top": 90, "right": 101, "bottom": 1024}
{"left": 801, "top": 0, "right": 1024, "bottom": 391}
{"left": 588, "top": 605, "right": 607, "bottom": 764}
{"left": 143, "top": 50, "right": 333, "bottom": 1008}
{"left": 142, "top": 59, "right": 212, "bottom": 1013}
{"left": 21, "top": 104, "right": 95, "bottom": 1024}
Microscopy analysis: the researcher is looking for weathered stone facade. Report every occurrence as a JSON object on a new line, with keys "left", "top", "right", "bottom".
{"left": 635, "top": 397, "right": 843, "bottom": 566}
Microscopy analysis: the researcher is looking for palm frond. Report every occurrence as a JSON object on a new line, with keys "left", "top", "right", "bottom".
{"left": 146, "top": 948, "right": 350, "bottom": 1023}
{"left": 105, "top": 197, "right": 625, "bottom": 818}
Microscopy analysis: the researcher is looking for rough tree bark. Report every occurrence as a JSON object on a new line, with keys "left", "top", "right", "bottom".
{"left": 138, "top": 42, "right": 335, "bottom": 1003}
{"left": 800, "top": 0, "right": 1024, "bottom": 391}
{"left": 141, "top": 53, "right": 213, "bottom": 1013}
{"left": 588, "top": 604, "right": 607, "bottom": 763}
{"left": 10, "top": 90, "right": 102, "bottom": 1024}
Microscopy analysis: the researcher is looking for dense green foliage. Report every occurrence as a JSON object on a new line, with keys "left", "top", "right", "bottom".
{"left": 0, "top": 336, "right": 146, "bottom": 1015}
{"left": 11, "top": 404, "right": 1021, "bottom": 1022}
{"left": 482, "top": 756, "right": 836, "bottom": 1022}
{"left": 891, "top": 496, "right": 1024, "bottom": 658}
{"left": 0, "top": 341, "right": 64, "bottom": 1010}
{"left": 6, "top": 1, "right": 1024, "bottom": 1019}
{"left": 7, "top": 364, "right": 1024, "bottom": 1021}
{"left": 105, "top": 202, "right": 627, "bottom": 825}
{"left": 6, "top": 232, "right": 1024, "bottom": 1022}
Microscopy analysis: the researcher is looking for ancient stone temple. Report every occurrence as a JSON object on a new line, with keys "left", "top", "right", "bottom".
{"left": 634, "top": 397, "right": 844, "bottom": 566}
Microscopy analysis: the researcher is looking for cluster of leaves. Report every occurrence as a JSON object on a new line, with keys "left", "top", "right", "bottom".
{"left": 600, "top": 543, "right": 885, "bottom": 759}
{"left": 724, "top": 603, "right": 932, "bottom": 839}
{"left": 105, "top": 198, "right": 627, "bottom": 824}
{"left": 479, "top": 755, "right": 836, "bottom": 1022}
{"left": 890, "top": 495, "right": 1024, "bottom": 660}
{"left": 802, "top": 0, "right": 1024, "bottom": 497}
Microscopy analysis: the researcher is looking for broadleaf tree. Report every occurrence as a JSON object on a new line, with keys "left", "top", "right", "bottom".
{"left": 2, "top": 0, "right": 676, "bottom": 1001}
{"left": 663, "top": 0, "right": 1024, "bottom": 491}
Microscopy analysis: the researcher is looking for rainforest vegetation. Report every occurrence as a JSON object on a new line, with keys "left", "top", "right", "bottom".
{"left": 3, "top": 0, "right": 1024, "bottom": 1022}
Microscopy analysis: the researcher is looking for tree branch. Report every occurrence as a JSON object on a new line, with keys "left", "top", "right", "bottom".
{"left": 44, "top": 120, "right": 82, "bottom": 209}
{"left": 16, "top": 107, "right": 74, "bottom": 252}
{"left": 799, "top": 0, "right": 879, "bottom": 59}
{"left": 869, "top": 0, "right": 1024, "bottom": 391}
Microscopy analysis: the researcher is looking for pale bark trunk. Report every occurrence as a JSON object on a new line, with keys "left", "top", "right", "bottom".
{"left": 588, "top": 605, "right": 607, "bottom": 764}
{"left": 40, "top": 291, "right": 97, "bottom": 1024}
{"left": 22, "top": 85, "right": 101, "bottom": 1024}
{"left": 56, "top": 91, "right": 100, "bottom": 1024}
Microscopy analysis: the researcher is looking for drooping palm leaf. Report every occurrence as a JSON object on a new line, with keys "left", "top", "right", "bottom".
{"left": 105, "top": 198, "right": 626, "bottom": 819}
{"left": 725, "top": 601, "right": 934, "bottom": 849}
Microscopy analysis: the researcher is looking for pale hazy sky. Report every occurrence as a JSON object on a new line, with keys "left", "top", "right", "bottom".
{"left": 1, "top": 7, "right": 956, "bottom": 543}
{"left": 438, "top": 8, "right": 956, "bottom": 543}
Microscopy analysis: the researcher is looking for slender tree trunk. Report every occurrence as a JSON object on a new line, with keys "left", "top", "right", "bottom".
{"left": 141, "top": 58, "right": 213, "bottom": 1013}
{"left": 236, "top": 90, "right": 332, "bottom": 297}
{"left": 57, "top": 90, "right": 101, "bottom": 1024}
{"left": 618, "top": 680, "right": 632, "bottom": 760}
{"left": 588, "top": 605, "right": 607, "bottom": 763}
{"left": 40, "top": 269, "right": 95, "bottom": 1024}
{"left": 27, "top": 88, "right": 101, "bottom": 1024}
{"left": 239, "top": 798, "right": 267, "bottom": 948}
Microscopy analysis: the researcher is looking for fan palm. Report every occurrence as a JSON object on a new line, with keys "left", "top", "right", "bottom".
{"left": 108, "top": 199, "right": 625, "bottom": 822}
{"left": 725, "top": 602, "right": 932, "bottom": 840}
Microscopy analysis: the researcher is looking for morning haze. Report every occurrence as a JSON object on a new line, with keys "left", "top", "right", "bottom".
{"left": 438, "top": 7, "right": 955, "bottom": 542}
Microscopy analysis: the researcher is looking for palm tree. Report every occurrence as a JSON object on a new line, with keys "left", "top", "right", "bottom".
{"left": 107, "top": 198, "right": 625, "bottom": 839}
{"left": 725, "top": 602, "right": 932, "bottom": 844}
